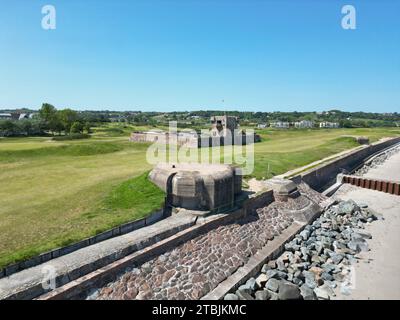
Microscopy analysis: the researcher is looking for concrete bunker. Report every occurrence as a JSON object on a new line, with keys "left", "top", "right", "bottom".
{"left": 149, "top": 163, "right": 242, "bottom": 211}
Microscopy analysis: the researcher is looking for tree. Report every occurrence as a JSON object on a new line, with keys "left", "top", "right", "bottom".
{"left": 39, "top": 103, "right": 58, "bottom": 134}
{"left": 339, "top": 119, "right": 352, "bottom": 128}
{"left": 39, "top": 103, "right": 57, "bottom": 122}
{"left": 19, "top": 120, "right": 32, "bottom": 136}
{"left": 52, "top": 116, "right": 64, "bottom": 135}
{"left": 70, "top": 121, "right": 83, "bottom": 134}
{"left": 83, "top": 122, "right": 92, "bottom": 134}
{"left": 0, "top": 120, "right": 17, "bottom": 137}
{"left": 58, "top": 109, "right": 78, "bottom": 134}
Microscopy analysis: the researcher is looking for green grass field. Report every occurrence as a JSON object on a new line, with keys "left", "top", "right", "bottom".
{"left": 0, "top": 126, "right": 399, "bottom": 268}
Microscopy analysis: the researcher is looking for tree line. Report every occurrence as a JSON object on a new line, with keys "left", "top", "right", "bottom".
{"left": 0, "top": 103, "right": 91, "bottom": 137}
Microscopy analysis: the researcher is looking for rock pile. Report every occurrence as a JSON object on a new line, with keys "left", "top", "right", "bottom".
{"left": 224, "top": 199, "right": 382, "bottom": 300}
{"left": 355, "top": 146, "right": 400, "bottom": 176}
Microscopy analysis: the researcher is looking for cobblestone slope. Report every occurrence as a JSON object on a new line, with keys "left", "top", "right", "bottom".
{"left": 89, "top": 184, "right": 324, "bottom": 300}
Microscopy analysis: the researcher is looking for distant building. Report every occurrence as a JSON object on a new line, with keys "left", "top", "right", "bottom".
{"left": 270, "top": 121, "right": 290, "bottom": 129}
{"left": 0, "top": 112, "right": 36, "bottom": 121}
{"left": 257, "top": 123, "right": 267, "bottom": 129}
{"left": 0, "top": 113, "right": 12, "bottom": 120}
{"left": 210, "top": 115, "right": 239, "bottom": 137}
{"left": 130, "top": 130, "right": 199, "bottom": 148}
{"left": 18, "top": 113, "right": 29, "bottom": 120}
{"left": 130, "top": 114, "right": 260, "bottom": 148}
{"left": 294, "top": 120, "right": 314, "bottom": 128}
{"left": 319, "top": 122, "right": 339, "bottom": 128}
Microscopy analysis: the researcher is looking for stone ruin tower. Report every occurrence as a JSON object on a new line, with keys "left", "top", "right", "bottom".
{"left": 210, "top": 115, "right": 239, "bottom": 138}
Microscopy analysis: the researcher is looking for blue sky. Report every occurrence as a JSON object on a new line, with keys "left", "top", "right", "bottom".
{"left": 1, "top": 0, "right": 399, "bottom": 112}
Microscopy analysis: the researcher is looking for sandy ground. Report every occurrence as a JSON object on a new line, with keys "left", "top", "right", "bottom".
{"left": 363, "top": 151, "right": 400, "bottom": 182}
{"left": 333, "top": 184, "right": 400, "bottom": 299}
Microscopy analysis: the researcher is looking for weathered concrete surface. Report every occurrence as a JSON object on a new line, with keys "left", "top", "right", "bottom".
{"left": 332, "top": 186, "right": 400, "bottom": 299}
{"left": 149, "top": 163, "right": 242, "bottom": 210}
{"left": 363, "top": 151, "right": 400, "bottom": 182}
{"left": 0, "top": 212, "right": 196, "bottom": 300}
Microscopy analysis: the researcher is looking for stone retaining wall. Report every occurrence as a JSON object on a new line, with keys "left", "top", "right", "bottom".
{"left": 243, "top": 190, "right": 274, "bottom": 215}
{"left": 0, "top": 209, "right": 166, "bottom": 279}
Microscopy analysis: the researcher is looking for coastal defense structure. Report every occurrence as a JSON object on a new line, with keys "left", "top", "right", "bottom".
{"left": 210, "top": 115, "right": 239, "bottom": 137}
{"left": 149, "top": 163, "right": 242, "bottom": 211}
{"left": 130, "top": 129, "right": 199, "bottom": 148}
{"left": 130, "top": 115, "right": 260, "bottom": 148}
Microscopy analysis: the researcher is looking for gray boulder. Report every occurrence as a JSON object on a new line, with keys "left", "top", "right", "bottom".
{"left": 348, "top": 239, "right": 369, "bottom": 253}
{"left": 314, "top": 287, "right": 330, "bottom": 300}
{"left": 261, "top": 264, "right": 271, "bottom": 274}
{"left": 245, "top": 277, "right": 259, "bottom": 291}
{"left": 300, "top": 284, "right": 317, "bottom": 300}
{"left": 329, "top": 253, "right": 344, "bottom": 265}
{"left": 278, "top": 282, "right": 302, "bottom": 300}
{"left": 300, "top": 230, "right": 310, "bottom": 241}
{"left": 336, "top": 200, "right": 359, "bottom": 216}
{"left": 235, "top": 289, "right": 254, "bottom": 300}
{"left": 224, "top": 293, "right": 239, "bottom": 300}
{"left": 255, "top": 290, "right": 271, "bottom": 300}
{"left": 237, "top": 284, "right": 252, "bottom": 294}
{"left": 265, "top": 278, "right": 280, "bottom": 292}
{"left": 302, "top": 271, "right": 317, "bottom": 289}
{"left": 352, "top": 229, "right": 372, "bottom": 240}
{"left": 269, "top": 291, "right": 279, "bottom": 300}
{"left": 285, "top": 242, "right": 300, "bottom": 252}
{"left": 321, "top": 272, "right": 334, "bottom": 281}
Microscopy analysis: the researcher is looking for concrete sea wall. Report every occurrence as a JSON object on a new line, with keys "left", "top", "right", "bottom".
{"left": 299, "top": 137, "right": 400, "bottom": 192}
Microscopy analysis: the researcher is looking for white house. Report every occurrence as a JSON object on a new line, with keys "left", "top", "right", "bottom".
{"left": 0, "top": 113, "right": 12, "bottom": 120}
{"left": 319, "top": 122, "right": 339, "bottom": 128}
{"left": 294, "top": 120, "right": 314, "bottom": 128}
{"left": 270, "top": 121, "right": 290, "bottom": 129}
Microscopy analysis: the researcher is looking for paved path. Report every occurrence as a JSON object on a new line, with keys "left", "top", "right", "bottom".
{"left": 333, "top": 149, "right": 400, "bottom": 299}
